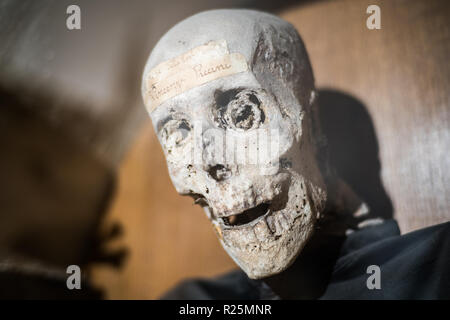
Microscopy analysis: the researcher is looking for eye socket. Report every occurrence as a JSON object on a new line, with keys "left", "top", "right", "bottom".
{"left": 212, "top": 88, "right": 265, "bottom": 131}
{"left": 229, "top": 103, "right": 257, "bottom": 130}
{"left": 160, "top": 118, "right": 192, "bottom": 149}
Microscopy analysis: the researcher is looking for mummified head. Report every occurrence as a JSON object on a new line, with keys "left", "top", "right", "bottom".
{"left": 142, "top": 9, "right": 328, "bottom": 279}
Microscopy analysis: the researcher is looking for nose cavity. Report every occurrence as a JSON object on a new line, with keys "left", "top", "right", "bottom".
{"left": 208, "top": 164, "right": 231, "bottom": 181}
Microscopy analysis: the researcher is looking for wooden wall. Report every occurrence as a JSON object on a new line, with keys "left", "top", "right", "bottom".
{"left": 282, "top": 0, "right": 449, "bottom": 232}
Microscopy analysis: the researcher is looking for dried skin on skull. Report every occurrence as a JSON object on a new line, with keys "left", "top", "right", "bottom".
{"left": 142, "top": 9, "right": 327, "bottom": 279}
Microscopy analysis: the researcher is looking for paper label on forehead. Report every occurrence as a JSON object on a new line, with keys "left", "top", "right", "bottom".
{"left": 144, "top": 40, "right": 248, "bottom": 113}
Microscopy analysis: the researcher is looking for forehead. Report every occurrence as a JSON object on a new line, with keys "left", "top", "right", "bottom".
{"left": 142, "top": 10, "right": 296, "bottom": 127}
{"left": 149, "top": 71, "right": 260, "bottom": 125}
{"left": 143, "top": 10, "right": 281, "bottom": 74}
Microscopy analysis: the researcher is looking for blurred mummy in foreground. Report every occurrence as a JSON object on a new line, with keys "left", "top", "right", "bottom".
{"left": 141, "top": 9, "right": 369, "bottom": 279}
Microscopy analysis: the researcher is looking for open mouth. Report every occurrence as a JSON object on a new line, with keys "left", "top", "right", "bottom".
{"left": 222, "top": 202, "right": 271, "bottom": 227}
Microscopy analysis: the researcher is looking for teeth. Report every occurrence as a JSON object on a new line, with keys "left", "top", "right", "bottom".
{"left": 221, "top": 202, "right": 270, "bottom": 227}
{"left": 265, "top": 215, "right": 276, "bottom": 233}
{"left": 265, "top": 213, "right": 282, "bottom": 235}
{"left": 278, "top": 213, "right": 290, "bottom": 230}
{"left": 228, "top": 215, "right": 237, "bottom": 225}
{"left": 265, "top": 211, "right": 293, "bottom": 235}
{"left": 281, "top": 211, "right": 294, "bottom": 224}
{"left": 253, "top": 218, "right": 271, "bottom": 241}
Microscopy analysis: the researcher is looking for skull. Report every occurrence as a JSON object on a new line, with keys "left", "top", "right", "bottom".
{"left": 141, "top": 9, "right": 328, "bottom": 279}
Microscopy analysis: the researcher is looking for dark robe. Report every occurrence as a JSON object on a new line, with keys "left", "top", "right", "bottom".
{"left": 162, "top": 220, "right": 450, "bottom": 299}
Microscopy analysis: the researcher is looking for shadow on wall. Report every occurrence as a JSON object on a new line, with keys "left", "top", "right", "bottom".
{"left": 261, "top": 89, "right": 394, "bottom": 299}
{"left": 318, "top": 89, "right": 393, "bottom": 220}
{"left": 0, "top": 86, "right": 127, "bottom": 299}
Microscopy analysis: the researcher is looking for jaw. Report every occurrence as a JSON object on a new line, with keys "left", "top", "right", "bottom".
{"left": 220, "top": 212, "right": 315, "bottom": 279}
{"left": 207, "top": 172, "right": 324, "bottom": 279}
